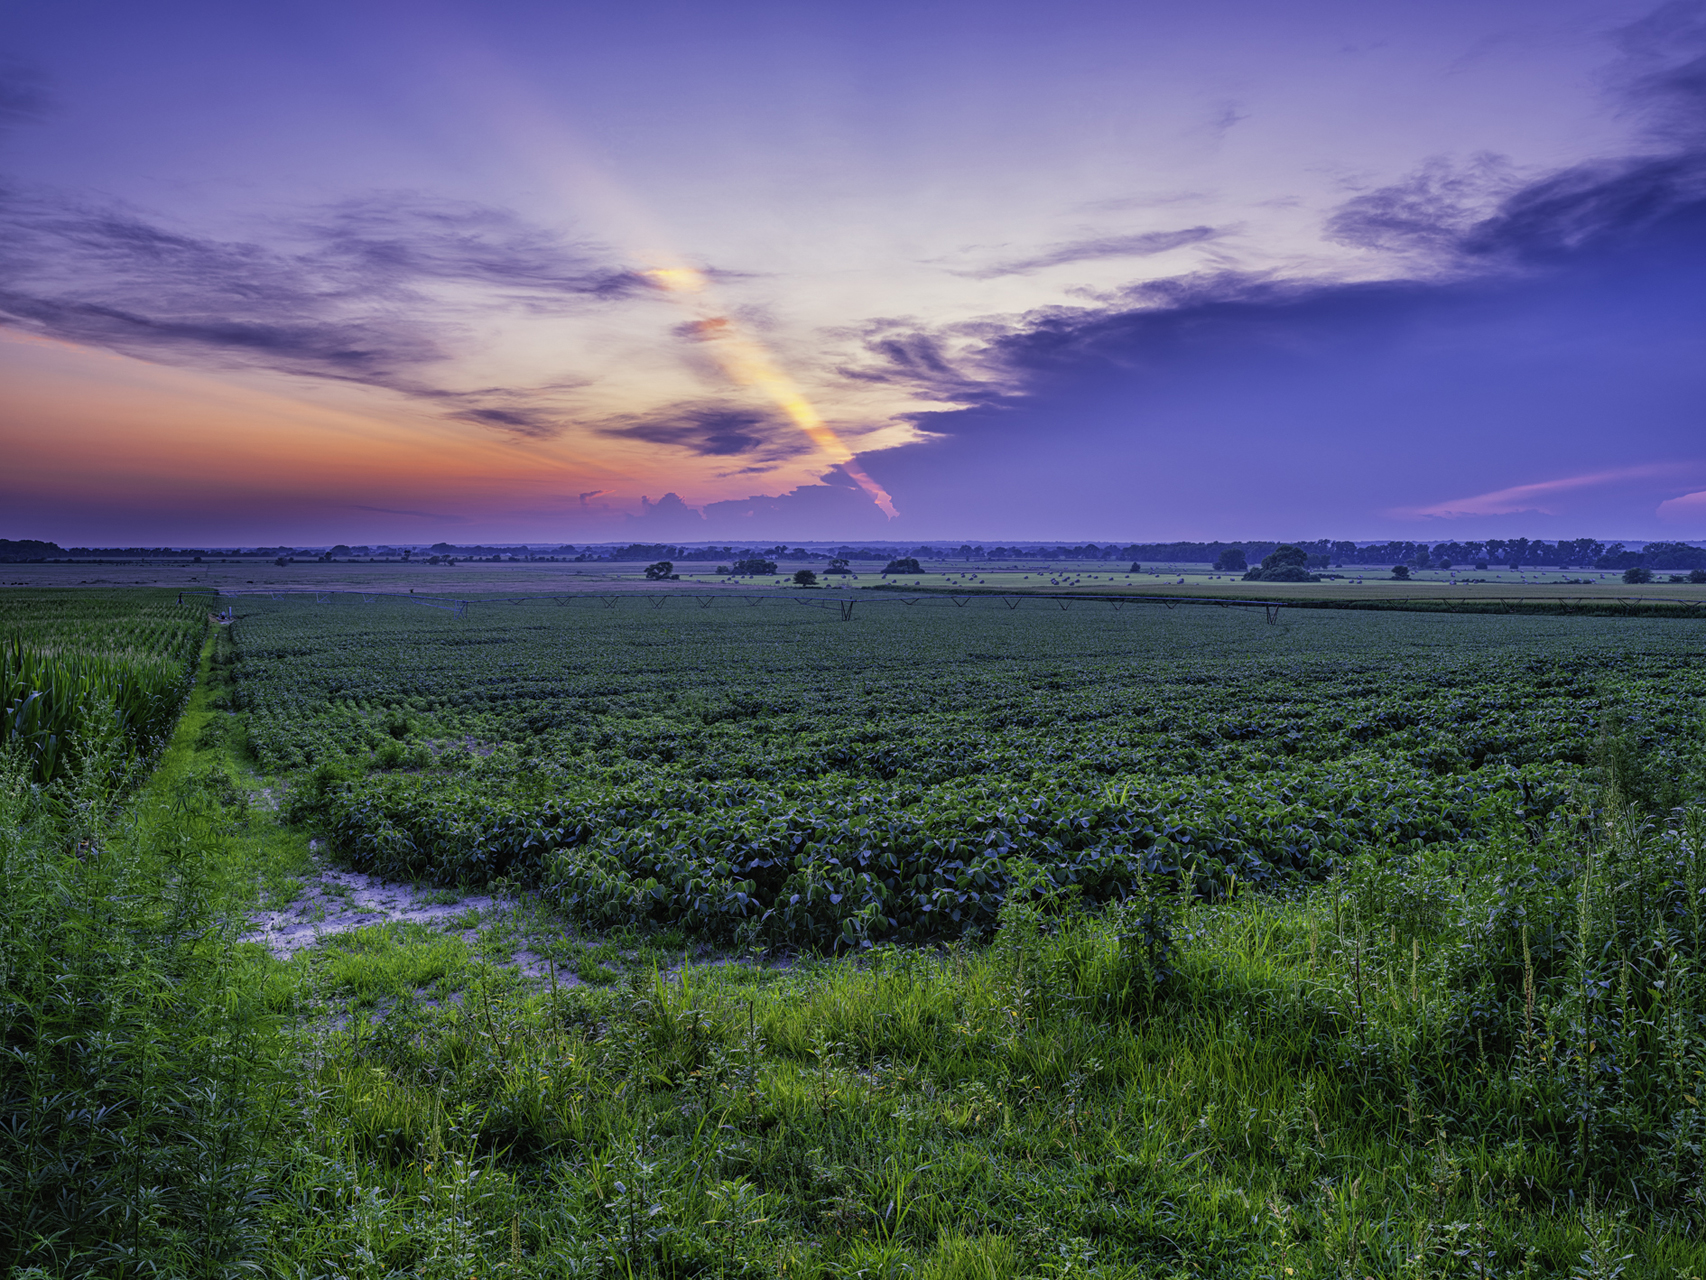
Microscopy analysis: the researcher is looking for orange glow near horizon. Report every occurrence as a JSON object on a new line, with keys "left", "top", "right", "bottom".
{"left": 1, "top": 64, "right": 913, "bottom": 540}
{"left": 0, "top": 333, "right": 652, "bottom": 541}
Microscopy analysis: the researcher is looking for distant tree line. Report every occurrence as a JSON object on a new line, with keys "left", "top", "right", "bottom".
{"left": 0, "top": 541, "right": 490, "bottom": 561}
{"left": 573, "top": 543, "right": 737, "bottom": 562}
{"left": 958, "top": 539, "right": 1706, "bottom": 571}
{"left": 7, "top": 536, "right": 1706, "bottom": 569}
{"left": 1335, "top": 539, "right": 1706, "bottom": 571}
{"left": 428, "top": 543, "right": 578, "bottom": 560}
{"left": 721, "top": 558, "right": 779, "bottom": 576}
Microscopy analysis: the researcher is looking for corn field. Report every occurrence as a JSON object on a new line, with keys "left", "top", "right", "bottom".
{"left": 0, "top": 592, "right": 205, "bottom": 783}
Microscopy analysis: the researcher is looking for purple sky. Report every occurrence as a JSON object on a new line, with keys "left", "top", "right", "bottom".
{"left": 2, "top": 0, "right": 1704, "bottom": 543}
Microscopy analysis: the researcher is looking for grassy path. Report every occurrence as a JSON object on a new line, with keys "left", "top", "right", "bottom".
{"left": 164, "top": 625, "right": 640, "bottom": 1024}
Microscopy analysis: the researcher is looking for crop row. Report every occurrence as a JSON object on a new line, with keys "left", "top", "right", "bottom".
{"left": 233, "top": 598, "right": 1706, "bottom": 948}
{"left": 1, "top": 593, "right": 204, "bottom": 782}
{"left": 301, "top": 758, "right": 1566, "bottom": 948}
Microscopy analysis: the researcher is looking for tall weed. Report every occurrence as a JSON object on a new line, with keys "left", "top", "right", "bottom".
{"left": 0, "top": 747, "right": 286, "bottom": 1276}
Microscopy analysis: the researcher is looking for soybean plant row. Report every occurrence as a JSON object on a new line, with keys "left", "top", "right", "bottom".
{"left": 237, "top": 598, "right": 1706, "bottom": 950}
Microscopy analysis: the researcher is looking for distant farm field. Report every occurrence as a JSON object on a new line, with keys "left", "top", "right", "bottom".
{"left": 10, "top": 552, "right": 1706, "bottom": 610}
{"left": 245, "top": 594, "right": 1706, "bottom": 948}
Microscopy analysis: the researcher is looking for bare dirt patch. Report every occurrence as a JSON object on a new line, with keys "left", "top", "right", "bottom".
{"left": 243, "top": 844, "right": 563, "bottom": 983}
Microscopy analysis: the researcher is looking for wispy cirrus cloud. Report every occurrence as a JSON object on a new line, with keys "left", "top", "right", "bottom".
{"left": 1325, "top": 154, "right": 1522, "bottom": 260}
{"left": 831, "top": 56, "right": 1706, "bottom": 538}
{"left": 0, "top": 189, "right": 640, "bottom": 437}
{"left": 354, "top": 505, "right": 466, "bottom": 522}
{"left": 1390, "top": 465, "right": 1692, "bottom": 519}
{"left": 1324, "top": 6, "right": 1706, "bottom": 270}
{"left": 957, "top": 225, "right": 1223, "bottom": 278}
{"left": 847, "top": 18, "right": 1706, "bottom": 424}
{"left": 1657, "top": 489, "right": 1706, "bottom": 522}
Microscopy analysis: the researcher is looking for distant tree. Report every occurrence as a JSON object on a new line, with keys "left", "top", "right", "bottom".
{"left": 825, "top": 557, "right": 852, "bottom": 574}
{"left": 1214, "top": 547, "right": 1247, "bottom": 572}
{"left": 1692, "top": 568, "right": 1706, "bottom": 584}
{"left": 1623, "top": 566, "right": 1653, "bottom": 584}
{"left": 1129, "top": 562, "right": 1142, "bottom": 574}
{"left": 883, "top": 557, "right": 923, "bottom": 574}
{"left": 644, "top": 560, "right": 675, "bottom": 580}
{"left": 1391, "top": 564, "right": 1411, "bottom": 580}
{"left": 1243, "top": 544, "right": 1317, "bottom": 583}
{"left": 731, "top": 558, "right": 778, "bottom": 576}
{"left": 793, "top": 569, "right": 818, "bottom": 587}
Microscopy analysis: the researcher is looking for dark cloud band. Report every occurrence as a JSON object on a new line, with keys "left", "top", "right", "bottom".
{"left": 0, "top": 189, "right": 638, "bottom": 437}
{"left": 595, "top": 405, "right": 815, "bottom": 460}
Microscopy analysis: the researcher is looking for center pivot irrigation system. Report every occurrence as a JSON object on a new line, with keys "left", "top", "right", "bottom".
{"left": 179, "top": 586, "right": 1706, "bottom": 624}
{"left": 182, "top": 587, "right": 1297, "bottom": 624}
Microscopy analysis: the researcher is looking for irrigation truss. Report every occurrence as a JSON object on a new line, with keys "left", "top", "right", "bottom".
{"left": 181, "top": 586, "right": 1297, "bottom": 622}
{"left": 178, "top": 586, "right": 1706, "bottom": 625}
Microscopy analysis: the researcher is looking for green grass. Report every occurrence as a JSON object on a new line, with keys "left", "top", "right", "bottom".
{"left": 316, "top": 922, "right": 474, "bottom": 1006}
{"left": 5, "top": 590, "right": 1706, "bottom": 1275}
{"left": 0, "top": 626, "right": 288, "bottom": 1274}
{"left": 275, "top": 800, "right": 1706, "bottom": 1276}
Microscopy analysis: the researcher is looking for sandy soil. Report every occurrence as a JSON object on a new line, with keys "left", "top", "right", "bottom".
{"left": 243, "top": 843, "right": 562, "bottom": 983}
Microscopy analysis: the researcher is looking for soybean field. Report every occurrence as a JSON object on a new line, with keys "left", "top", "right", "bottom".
{"left": 242, "top": 596, "right": 1706, "bottom": 949}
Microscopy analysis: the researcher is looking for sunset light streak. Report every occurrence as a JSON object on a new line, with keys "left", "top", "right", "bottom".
{"left": 641, "top": 267, "right": 899, "bottom": 518}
